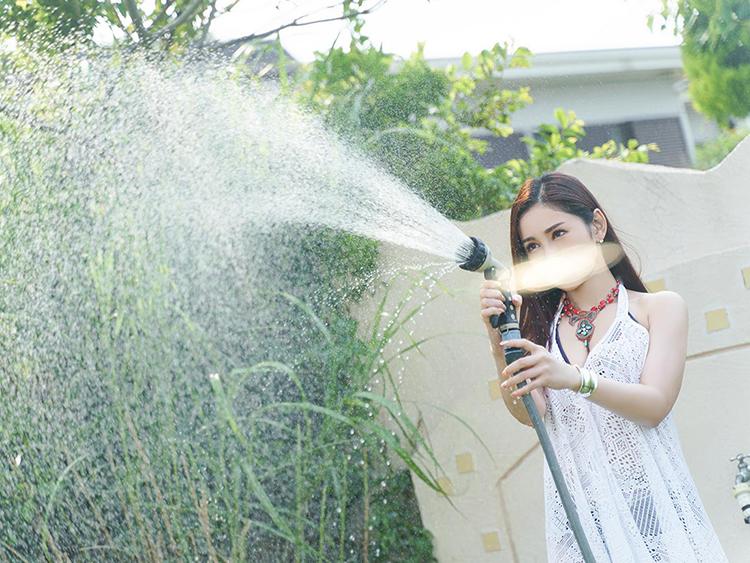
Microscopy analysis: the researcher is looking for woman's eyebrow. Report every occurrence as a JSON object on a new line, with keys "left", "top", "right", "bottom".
{"left": 521, "top": 222, "right": 565, "bottom": 244}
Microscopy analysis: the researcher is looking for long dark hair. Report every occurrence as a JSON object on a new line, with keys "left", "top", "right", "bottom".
{"left": 510, "top": 172, "right": 648, "bottom": 350}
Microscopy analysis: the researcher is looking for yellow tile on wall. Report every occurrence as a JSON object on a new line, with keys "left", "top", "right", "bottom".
{"left": 705, "top": 308, "right": 730, "bottom": 332}
{"left": 455, "top": 452, "right": 475, "bottom": 474}
{"left": 644, "top": 278, "right": 666, "bottom": 293}
{"left": 481, "top": 531, "right": 502, "bottom": 552}
{"left": 742, "top": 267, "right": 750, "bottom": 289}
{"left": 488, "top": 378, "right": 502, "bottom": 400}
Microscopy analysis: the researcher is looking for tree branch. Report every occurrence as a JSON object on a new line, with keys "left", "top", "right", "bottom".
{"left": 199, "top": 0, "right": 219, "bottom": 45}
{"left": 219, "top": 0, "right": 242, "bottom": 15}
{"left": 150, "top": 0, "right": 205, "bottom": 41}
{"left": 104, "top": 0, "right": 130, "bottom": 38}
{"left": 151, "top": 0, "right": 176, "bottom": 29}
{"left": 214, "top": 0, "right": 387, "bottom": 51}
{"left": 125, "top": 0, "right": 149, "bottom": 41}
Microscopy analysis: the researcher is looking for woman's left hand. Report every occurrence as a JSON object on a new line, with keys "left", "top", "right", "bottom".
{"left": 499, "top": 338, "right": 580, "bottom": 397}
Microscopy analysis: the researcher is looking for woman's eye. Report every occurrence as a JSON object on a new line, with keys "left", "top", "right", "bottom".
{"left": 526, "top": 230, "right": 565, "bottom": 253}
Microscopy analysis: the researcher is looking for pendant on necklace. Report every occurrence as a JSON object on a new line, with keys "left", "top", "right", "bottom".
{"left": 576, "top": 318, "right": 594, "bottom": 345}
{"left": 572, "top": 311, "right": 598, "bottom": 351}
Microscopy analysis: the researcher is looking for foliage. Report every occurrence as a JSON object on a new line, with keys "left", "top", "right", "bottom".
{"left": 0, "top": 0, "right": 103, "bottom": 40}
{"left": 0, "top": 134, "right": 440, "bottom": 561}
{"left": 498, "top": 108, "right": 659, "bottom": 182}
{"left": 0, "top": 0, "right": 216, "bottom": 50}
{"left": 295, "top": 42, "right": 659, "bottom": 220}
{"left": 368, "top": 468, "right": 438, "bottom": 562}
{"left": 0, "top": 0, "right": 381, "bottom": 53}
{"left": 0, "top": 49, "right": 443, "bottom": 560}
{"left": 651, "top": 0, "right": 750, "bottom": 126}
{"left": 694, "top": 126, "right": 749, "bottom": 169}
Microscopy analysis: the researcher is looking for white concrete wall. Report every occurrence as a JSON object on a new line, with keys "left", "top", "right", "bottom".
{"left": 362, "top": 137, "right": 750, "bottom": 561}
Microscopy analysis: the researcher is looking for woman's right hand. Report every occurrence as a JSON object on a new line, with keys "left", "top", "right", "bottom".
{"left": 479, "top": 280, "right": 522, "bottom": 337}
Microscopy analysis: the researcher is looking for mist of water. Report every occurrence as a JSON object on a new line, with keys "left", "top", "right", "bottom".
{"left": 2, "top": 48, "right": 472, "bottom": 263}
{"left": 0, "top": 45, "right": 475, "bottom": 559}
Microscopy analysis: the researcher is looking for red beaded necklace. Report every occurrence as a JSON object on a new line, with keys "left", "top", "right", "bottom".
{"left": 560, "top": 279, "right": 620, "bottom": 351}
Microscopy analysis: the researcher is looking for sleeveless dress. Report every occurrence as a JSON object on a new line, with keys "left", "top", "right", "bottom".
{"left": 541, "top": 279, "right": 729, "bottom": 562}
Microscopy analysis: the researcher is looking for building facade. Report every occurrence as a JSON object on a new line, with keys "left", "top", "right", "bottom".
{"left": 428, "top": 46, "right": 722, "bottom": 169}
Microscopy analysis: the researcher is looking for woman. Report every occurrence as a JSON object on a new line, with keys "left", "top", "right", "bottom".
{"left": 478, "top": 172, "right": 728, "bottom": 562}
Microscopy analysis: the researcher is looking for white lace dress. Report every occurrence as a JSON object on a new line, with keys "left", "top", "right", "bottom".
{"left": 541, "top": 280, "right": 729, "bottom": 562}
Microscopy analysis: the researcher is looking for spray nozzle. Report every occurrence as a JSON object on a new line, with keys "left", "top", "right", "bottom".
{"left": 457, "top": 236, "right": 503, "bottom": 273}
{"left": 458, "top": 236, "right": 516, "bottom": 330}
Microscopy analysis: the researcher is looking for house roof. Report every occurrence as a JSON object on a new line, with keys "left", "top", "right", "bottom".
{"left": 425, "top": 45, "right": 685, "bottom": 85}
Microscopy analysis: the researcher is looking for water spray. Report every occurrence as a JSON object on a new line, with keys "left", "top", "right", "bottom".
{"left": 458, "top": 236, "right": 596, "bottom": 563}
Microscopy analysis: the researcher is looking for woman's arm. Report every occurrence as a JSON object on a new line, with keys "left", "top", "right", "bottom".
{"left": 479, "top": 281, "right": 545, "bottom": 426}
{"left": 572, "top": 291, "right": 689, "bottom": 428}
{"left": 488, "top": 336, "right": 547, "bottom": 427}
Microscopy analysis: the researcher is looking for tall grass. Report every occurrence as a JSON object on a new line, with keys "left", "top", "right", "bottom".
{"left": 0, "top": 46, "right": 497, "bottom": 560}
{"left": 0, "top": 102, "right": 477, "bottom": 563}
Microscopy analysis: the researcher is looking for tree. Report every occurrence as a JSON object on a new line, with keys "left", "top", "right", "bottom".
{"left": 0, "top": 0, "right": 386, "bottom": 52}
{"left": 651, "top": 0, "right": 750, "bottom": 126}
{"left": 298, "top": 41, "right": 658, "bottom": 220}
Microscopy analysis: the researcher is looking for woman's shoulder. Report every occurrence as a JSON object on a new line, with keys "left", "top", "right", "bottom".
{"left": 627, "top": 287, "right": 687, "bottom": 332}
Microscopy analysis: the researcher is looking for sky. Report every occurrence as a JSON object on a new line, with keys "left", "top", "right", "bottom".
{"left": 209, "top": 0, "right": 681, "bottom": 62}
